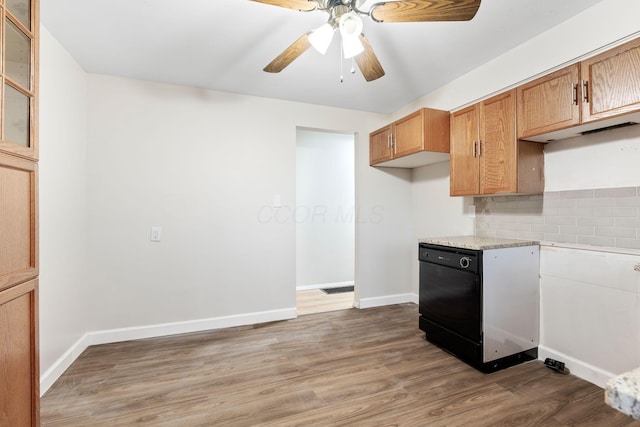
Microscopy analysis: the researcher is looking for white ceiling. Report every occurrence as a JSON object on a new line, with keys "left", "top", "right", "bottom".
{"left": 41, "top": 0, "right": 604, "bottom": 114}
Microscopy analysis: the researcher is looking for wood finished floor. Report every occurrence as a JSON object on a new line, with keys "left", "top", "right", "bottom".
{"left": 296, "top": 289, "right": 354, "bottom": 316}
{"left": 41, "top": 304, "right": 638, "bottom": 426}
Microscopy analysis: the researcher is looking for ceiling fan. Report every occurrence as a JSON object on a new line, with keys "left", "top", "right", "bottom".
{"left": 250, "top": 0, "right": 482, "bottom": 82}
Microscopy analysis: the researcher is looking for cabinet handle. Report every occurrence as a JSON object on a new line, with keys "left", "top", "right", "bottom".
{"left": 390, "top": 135, "right": 395, "bottom": 148}
{"left": 572, "top": 83, "right": 578, "bottom": 105}
{"left": 478, "top": 140, "right": 482, "bottom": 157}
{"left": 581, "top": 80, "right": 589, "bottom": 103}
{"left": 472, "top": 141, "right": 477, "bottom": 158}
{"left": 387, "top": 134, "right": 391, "bottom": 149}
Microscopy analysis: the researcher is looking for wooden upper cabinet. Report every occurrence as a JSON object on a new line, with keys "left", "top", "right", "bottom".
{"left": 581, "top": 37, "right": 640, "bottom": 123}
{"left": 369, "top": 125, "right": 393, "bottom": 165}
{"left": 450, "top": 104, "right": 480, "bottom": 196}
{"left": 518, "top": 37, "right": 640, "bottom": 142}
{"left": 0, "top": 0, "right": 38, "bottom": 160}
{"left": 370, "top": 108, "right": 450, "bottom": 168}
{"left": 517, "top": 64, "right": 581, "bottom": 139}
{"left": 451, "top": 90, "right": 544, "bottom": 197}
{"left": 480, "top": 90, "right": 518, "bottom": 195}
{"left": 393, "top": 110, "right": 424, "bottom": 158}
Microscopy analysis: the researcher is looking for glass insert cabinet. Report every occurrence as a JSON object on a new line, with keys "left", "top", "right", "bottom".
{"left": 0, "top": 0, "right": 39, "bottom": 425}
{"left": 0, "top": 0, "right": 37, "bottom": 158}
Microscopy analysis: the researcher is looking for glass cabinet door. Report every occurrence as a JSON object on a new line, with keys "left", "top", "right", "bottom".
{"left": 6, "top": 0, "right": 31, "bottom": 30}
{"left": 5, "top": 18, "right": 32, "bottom": 89}
{"left": 0, "top": 0, "right": 36, "bottom": 157}
{"left": 4, "top": 84, "right": 30, "bottom": 147}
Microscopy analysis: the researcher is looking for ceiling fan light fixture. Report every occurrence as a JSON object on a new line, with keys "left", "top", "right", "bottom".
{"left": 338, "top": 12, "right": 364, "bottom": 58}
{"left": 338, "top": 11, "right": 363, "bottom": 38}
{"left": 342, "top": 34, "right": 364, "bottom": 58}
{"left": 309, "top": 23, "right": 335, "bottom": 55}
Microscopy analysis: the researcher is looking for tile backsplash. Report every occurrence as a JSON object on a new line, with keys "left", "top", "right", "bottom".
{"left": 474, "top": 187, "right": 640, "bottom": 250}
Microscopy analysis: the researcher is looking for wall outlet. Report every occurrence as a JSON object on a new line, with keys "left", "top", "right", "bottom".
{"left": 150, "top": 226, "right": 162, "bottom": 242}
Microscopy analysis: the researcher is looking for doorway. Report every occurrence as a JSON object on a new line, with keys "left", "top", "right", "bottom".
{"left": 295, "top": 128, "right": 355, "bottom": 315}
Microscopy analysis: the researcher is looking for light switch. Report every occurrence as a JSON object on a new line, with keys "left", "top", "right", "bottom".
{"left": 150, "top": 226, "right": 162, "bottom": 242}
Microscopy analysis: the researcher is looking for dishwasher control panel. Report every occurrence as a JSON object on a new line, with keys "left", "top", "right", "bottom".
{"left": 419, "top": 244, "right": 479, "bottom": 273}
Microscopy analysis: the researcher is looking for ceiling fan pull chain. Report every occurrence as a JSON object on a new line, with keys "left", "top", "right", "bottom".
{"left": 340, "top": 43, "right": 344, "bottom": 83}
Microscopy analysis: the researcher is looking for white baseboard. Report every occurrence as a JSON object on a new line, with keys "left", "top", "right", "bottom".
{"left": 40, "top": 307, "right": 297, "bottom": 396}
{"left": 538, "top": 345, "right": 615, "bottom": 388}
{"left": 87, "top": 308, "right": 297, "bottom": 346}
{"left": 40, "top": 334, "right": 92, "bottom": 396}
{"left": 356, "top": 293, "right": 417, "bottom": 309}
{"left": 296, "top": 281, "right": 354, "bottom": 291}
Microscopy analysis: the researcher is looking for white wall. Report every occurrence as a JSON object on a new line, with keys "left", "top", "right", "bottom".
{"left": 38, "top": 26, "right": 90, "bottom": 387}
{"left": 545, "top": 124, "right": 640, "bottom": 191}
{"left": 296, "top": 129, "right": 354, "bottom": 288}
{"left": 84, "top": 74, "right": 412, "bottom": 332}
{"left": 38, "top": 25, "right": 417, "bottom": 389}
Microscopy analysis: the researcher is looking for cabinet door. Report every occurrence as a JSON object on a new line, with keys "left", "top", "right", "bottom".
{"left": 517, "top": 64, "right": 580, "bottom": 138}
{"left": 369, "top": 125, "right": 393, "bottom": 165}
{"left": 0, "top": 153, "right": 37, "bottom": 291}
{"left": 393, "top": 110, "right": 423, "bottom": 158}
{"left": 480, "top": 90, "right": 517, "bottom": 195}
{"left": 0, "top": 279, "right": 39, "bottom": 426}
{"left": 450, "top": 105, "right": 479, "bottom": 196}
{"left": 581, "top": 37, "right": 640, "bottom": 123}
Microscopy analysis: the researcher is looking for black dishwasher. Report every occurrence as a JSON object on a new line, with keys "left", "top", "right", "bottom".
{"left": 419, "top": 242, "right": 538, "bottom": 373}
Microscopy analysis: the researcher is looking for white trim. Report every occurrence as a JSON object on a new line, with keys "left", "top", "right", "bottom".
{"left": 40, "top": 334, "right": 92, "bottom": 395}
{"left": 40, "top": 308, "right": 297, "bottom": 396}
{"left": 296, "top": 281, "right": 355, "bottom": 291}
{"left": 86, "top": 308, "right": 297, "bottom": 346}
{"left": 538, "top": 345, "right": 616, "bottom": 389}
{"left": 356, "top": 293, "right": 416, "bottom": 309}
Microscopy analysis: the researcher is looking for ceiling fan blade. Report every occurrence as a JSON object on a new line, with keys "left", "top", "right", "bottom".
{"left": 370, "top": 0, "right": 481, "bottom": 23}
{"left": 355, "top": 35, "right": 385, "bottom": 82}
{"left": 250, "top": 0, "right": 317, "bottom": 12}
{"left": 264, "top": 33, "right": 312, "bottom": 73}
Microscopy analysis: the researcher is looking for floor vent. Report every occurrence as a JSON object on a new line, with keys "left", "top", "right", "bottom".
{"left": 321, "top": 286, "right": 354, "bottom": 295}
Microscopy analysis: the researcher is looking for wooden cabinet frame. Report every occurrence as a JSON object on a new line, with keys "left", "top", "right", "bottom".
{"left": 0, "top": 1, "right": 39, "bottom": 424}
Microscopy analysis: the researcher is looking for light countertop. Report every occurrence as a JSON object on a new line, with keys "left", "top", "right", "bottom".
{"left": 605, "top": 367, "right": 640, "bottom": 420}
{"left": 418, "top": 235, "right": 539, "bottom": 250}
